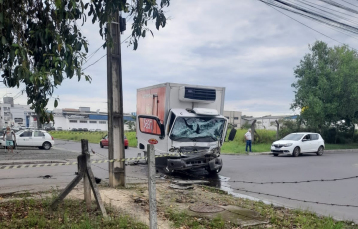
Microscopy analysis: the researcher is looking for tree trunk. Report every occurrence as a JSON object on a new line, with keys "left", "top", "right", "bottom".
{"left": 251, "top": 120, "right": 256, "bottom": 144}
{"left": 335, "top": 123, "right": 338, "bottom": 144}
{"left": 352, "top": 124, "right": 355, "bottom": 142}
{"left": 275, "top": 120, "right": 279, "bottom": 140}
{"left": 37, "top": 113, "right": 42, "bottom": 129}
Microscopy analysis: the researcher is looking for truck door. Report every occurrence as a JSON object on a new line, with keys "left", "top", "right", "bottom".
{"left": 137, "top": 115, "right": 166, "bottom": 153}
{"left": 166, "top": 111, "right": 176, "bottom": 150}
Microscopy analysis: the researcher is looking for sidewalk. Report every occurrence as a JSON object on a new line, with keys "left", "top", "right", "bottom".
{"left": 244, "top": 148, "right": 358, "bottom": 156}
{"left": 0, "top": 159, "right": 72, "bottom": 166}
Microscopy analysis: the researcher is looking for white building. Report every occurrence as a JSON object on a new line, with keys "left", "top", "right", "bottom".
{"left": 223, "top": 111, "right": 242, "bottom": 128}
{"left": 53, "top": 107, "right": 135, "bottom": 131}
{"left": 242, "top": 115, "right": 298, "bottom": 130}
{"left": 0, "top": 97, "right": 37, "bottom": 129}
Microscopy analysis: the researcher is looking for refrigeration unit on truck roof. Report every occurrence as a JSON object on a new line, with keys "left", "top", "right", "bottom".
{"left": 136, "top": 82, "right": 229, "bottom": 175}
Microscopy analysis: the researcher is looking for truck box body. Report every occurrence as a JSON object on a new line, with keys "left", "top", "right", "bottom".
{"left": 136, "top": 83, "right": 227, "bottom": 173}
{"left": 137, "top": 83, "right": 225, "bottom": 126}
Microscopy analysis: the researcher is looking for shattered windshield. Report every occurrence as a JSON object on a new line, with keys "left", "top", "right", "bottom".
{"left": 170, "top": 117, "right": 226, "bottom": 142}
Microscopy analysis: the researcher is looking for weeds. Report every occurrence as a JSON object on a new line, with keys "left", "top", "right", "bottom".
{"left": 0, "top": 197, "right": 148, "bottom": 229}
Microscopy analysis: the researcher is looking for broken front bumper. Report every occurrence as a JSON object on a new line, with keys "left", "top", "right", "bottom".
{"left": 166, "top": 154, "right": 222, "bottom": 171}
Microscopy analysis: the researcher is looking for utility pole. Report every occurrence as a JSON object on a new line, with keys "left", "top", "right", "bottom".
{"left": 107, "top": 11, "right": 125, "bottom": 187}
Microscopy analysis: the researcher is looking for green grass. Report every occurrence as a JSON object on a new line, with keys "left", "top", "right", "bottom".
{"left": 165, "top": 209, "right": 229, "bottom": 229}
{"left": 49, "top": 130, "right": 358, "bottom": 154}
{"left": 325, "top": 143, "right": 358, "bottom": 150}
{"left": 0, "top": 197, "right": 147, "bottom": 229}
{"left": 49, "top": 131, "right": 137, "bottom": 147}
{"left": 199, "top": 186, "right": 356, "bottom": 229}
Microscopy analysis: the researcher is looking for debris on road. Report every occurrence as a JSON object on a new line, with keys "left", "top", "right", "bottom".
{"left": 169, "top": 184, "right": 194, "bottom": 190}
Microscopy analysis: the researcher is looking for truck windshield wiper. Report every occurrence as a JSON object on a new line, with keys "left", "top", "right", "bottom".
{"left": 190, "top": 136, "right": 217, "bottom": 141}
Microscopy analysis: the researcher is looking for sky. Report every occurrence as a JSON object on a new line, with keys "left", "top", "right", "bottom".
{"left": 2, "top": 0, "right": 358, "bottom": 117}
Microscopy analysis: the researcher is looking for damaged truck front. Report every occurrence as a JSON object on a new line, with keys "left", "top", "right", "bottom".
{"left": 136, "top": 83, "right": 229, "bottom": 174}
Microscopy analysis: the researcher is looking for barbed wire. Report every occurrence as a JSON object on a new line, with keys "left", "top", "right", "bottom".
{"left": 177, "top": 170, "right": 358, "bottom": 208}
{"left": 223, "top": 184, "right": 358, "bottom": 208}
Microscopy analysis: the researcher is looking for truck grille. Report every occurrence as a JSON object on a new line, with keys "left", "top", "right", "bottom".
{"left": 184, "top": 87, "right": 216, "bottom": 101}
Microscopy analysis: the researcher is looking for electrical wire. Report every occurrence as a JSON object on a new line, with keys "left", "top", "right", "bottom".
{"left": 82, "top": 35, "right": 132, "bottom": 71}
{"left": 261, "top": 1, "right": 358, "bottom": 51}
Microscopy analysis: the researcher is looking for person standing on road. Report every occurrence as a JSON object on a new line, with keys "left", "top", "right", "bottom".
{"left": 245, "top": 129, "right": 252, "bottom": 153}
{"left": 3, "top": 126, "right": 16, "bottom": 153}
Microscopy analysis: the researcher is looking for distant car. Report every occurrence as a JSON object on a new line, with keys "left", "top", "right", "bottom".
{"left": 100, "top": 135, "right": 128, "bottom": 149}
{"left": 271, "top": 132, "right": 325, "bottom": 157}
{"left": 78, "top": 128, "right": 83, "bottom": 131}
{"left": 45, "top": 126, "right": 56, "bottom": 131}
{"left": 57, "top": 127, "right": 63, "bottom": 131}
{"left": 1, "top": 130, "right": 54, "bottom": 150}
{"left": 95, "top": 129, "right": 101, "bottom": 132}
{"left": 71, "top": 128, "right": 78, "bottom": 131}
{"left": 89, "top": 129, "right": 96, "bottom": 132}
{"left": 83, "top": 128, "right": 88, "bottom": 132}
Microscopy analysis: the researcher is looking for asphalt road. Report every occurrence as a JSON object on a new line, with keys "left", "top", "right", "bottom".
{"left": 1, "top": 140, "right": 358, "bottom": 223}
{"left": 219, "top": 152, "right": 358, "bottom": 223}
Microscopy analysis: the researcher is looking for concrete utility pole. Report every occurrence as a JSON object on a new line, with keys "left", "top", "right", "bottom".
{"left": 147, "top": 144, "right": 158, "bottom": 229}
{"left": 107, "top": 12, "right": 125, "bottom": 187}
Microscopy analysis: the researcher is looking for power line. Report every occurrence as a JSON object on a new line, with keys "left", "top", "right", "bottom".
{"left": 82, "top": 54, "right": 107, "bottom": 71}
{"left": 83, "top": 44, "right": 104, "bottom": 65}
{"left": 261, "top": 0, "right": 358, "bottom": 35}
{"left": 261, "top": 1, "right": 358, "bottom": 51}
{"left": 82, "top": 35, "right": 132, "bottom": 71}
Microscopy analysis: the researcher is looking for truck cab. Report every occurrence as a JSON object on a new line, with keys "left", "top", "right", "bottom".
{"left": 136, "top": 83, "right": 228, "bottom": 174}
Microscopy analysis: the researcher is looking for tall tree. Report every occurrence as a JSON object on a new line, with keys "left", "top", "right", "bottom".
{"left": 291, "top": 41, "right": 358, "bottom": 138}
{"left": 0, "top": 0, "right": 170, "bottom": 123}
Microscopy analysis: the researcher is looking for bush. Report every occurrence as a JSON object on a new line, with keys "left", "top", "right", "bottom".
{"left": 226, "top": 128, "right": 276, "bottom": 144}
{"left": 278, "top": 120, "right": 358, "bottom": 144}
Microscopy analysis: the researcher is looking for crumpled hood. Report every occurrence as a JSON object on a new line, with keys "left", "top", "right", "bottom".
{"left": 171, "top": 141, "right": 219, "bottom": 151}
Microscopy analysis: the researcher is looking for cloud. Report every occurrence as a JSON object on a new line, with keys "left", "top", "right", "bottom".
{"left": 3, "top": 0, "right": 358, "bottom": 117}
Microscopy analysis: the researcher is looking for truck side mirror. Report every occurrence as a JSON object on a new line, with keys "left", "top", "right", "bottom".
{"left": 228, "top": 128, "right": 237, "bottom": 141}
{"left": 138, "top": 115, "right": 165, "bottom": 139}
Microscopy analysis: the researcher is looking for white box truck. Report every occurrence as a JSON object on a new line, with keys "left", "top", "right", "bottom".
{"left": 136, "top": 83, "right": 228, "bottom": 174}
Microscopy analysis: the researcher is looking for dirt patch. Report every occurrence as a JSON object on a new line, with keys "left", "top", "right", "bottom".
{"left": 67, "top": 182, "right": 172, "bottom": 229}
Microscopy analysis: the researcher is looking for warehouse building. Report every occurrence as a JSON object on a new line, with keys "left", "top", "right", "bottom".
{"left": 53, "top": 107, "right": 135, "bottom": 131}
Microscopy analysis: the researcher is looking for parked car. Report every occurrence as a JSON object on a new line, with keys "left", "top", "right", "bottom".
{"left": 271, "top": 132, "right": 325, "bottom": 157}
{"left": 71, "top": 128, "right": 78, "bottom": 131}
{"left": 1, "top": 130, "right": 54, "bottom": 150}
{"left": 100, "top": 135, "right": 128, "bottom": 149}
{"left": 57, "top": 127, "right": 63, "bottom": 131}
{"left": 78, "top": 128, "right": 83, "bottom": 131}
{"left": 45, "top": 126, "right": 56, "bottom": 131}
{"left": 95, "top": 129, "right": 101, "bottom": 132}
{"left": 89, "top": 129, "right": 96, "bottom": 132}
{"left": 83, "top": 128, "right": 88, "bottom": 132}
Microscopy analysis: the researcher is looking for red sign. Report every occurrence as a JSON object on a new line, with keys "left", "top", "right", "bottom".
{"left": 148, "top": 139, "right": 158, "bottom": 145}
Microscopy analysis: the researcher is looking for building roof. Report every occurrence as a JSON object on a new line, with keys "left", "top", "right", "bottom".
{"left": 242, "top": 115, "right": 298, "bottom": 121}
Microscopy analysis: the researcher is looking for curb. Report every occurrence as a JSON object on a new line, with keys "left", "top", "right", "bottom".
{"left": 222, "top": 148, "right": 358, "bottom": 156}
{"left": 0, "top": 160, "right": 70, "bottom": 166}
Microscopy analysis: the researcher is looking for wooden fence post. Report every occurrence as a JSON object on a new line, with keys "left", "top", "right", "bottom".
{"left": 82, "top": 140, "right": 91, "bottom": 209}
{"left": 51, "top": 139, "right": 107, "bottom": 218}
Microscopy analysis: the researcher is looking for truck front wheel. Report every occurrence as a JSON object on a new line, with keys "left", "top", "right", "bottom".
{"left": 208, "top": 167, "right": 222, "bottom": 175}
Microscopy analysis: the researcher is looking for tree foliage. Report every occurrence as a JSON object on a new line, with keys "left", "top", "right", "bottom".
{"left": 291, "top": 41, "right": 358, "bottom": 136}
{"left": 0, "top": 0, "right": 170, "bottom": 123}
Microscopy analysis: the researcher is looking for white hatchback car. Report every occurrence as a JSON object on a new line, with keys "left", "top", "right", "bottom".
{"left": 1, "top": 130, "right": 55, "bottom": 150}
{"left": 271, "top": 132, "right": 325, "bottom": 157}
